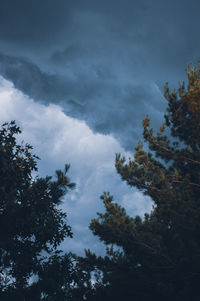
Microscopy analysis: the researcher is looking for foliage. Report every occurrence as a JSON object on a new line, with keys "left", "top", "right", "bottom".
{"left": 78, "top": 63, "right": 200, "bottom": 300}
{"left": 0, "top": 121, "right": 75, "bottom": 300}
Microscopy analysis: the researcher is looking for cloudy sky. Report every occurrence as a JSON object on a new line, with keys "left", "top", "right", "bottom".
{"left": 0, "top": 0, "right": 199, "bottom": 255}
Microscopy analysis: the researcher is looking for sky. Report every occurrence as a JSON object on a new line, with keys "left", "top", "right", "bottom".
{"left": 0, "top": 0, "right": 199, "bottom": 255}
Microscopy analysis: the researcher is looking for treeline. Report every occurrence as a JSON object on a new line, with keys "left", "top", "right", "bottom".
{"left": 0, "top": 64, "right": 200, "bottom": 300}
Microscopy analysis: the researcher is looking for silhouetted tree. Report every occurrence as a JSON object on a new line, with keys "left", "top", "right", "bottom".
{"left": 77, "top": 63, "right": 200, "bottom": 301}
{"left": 0, "top": 121, "right": 76, "bottom": 300}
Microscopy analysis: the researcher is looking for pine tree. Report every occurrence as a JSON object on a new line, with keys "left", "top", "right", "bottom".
{"left": 78, "top": 63, "right": 200, "bottom": 300}
{"left": 0, "top": 121, "right": 76, "bottom": 300}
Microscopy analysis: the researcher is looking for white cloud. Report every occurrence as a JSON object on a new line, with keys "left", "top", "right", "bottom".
{"left": 122, "top": 191, "right": 153, "bottom": 217}
{"left": 0, "top": 76, "right": 153, "bottom": 255}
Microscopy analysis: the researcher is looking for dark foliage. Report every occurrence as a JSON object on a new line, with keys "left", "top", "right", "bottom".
{"left": 76, "top": 64, "right": 200, "bottom": 301}
{"left": 0, "top": 121, "right": 76, "bottom": 300}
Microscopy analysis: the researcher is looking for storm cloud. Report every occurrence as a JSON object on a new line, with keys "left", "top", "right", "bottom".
{"left": 0, "top": 52, "right": 164, "bottom": 149}
{"left": 0, "top": 0, "right": 200, "bottom": 150}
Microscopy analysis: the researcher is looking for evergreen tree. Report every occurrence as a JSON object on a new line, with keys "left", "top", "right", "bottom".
{"left": 77, "top": 64, "right": 200, "bottom": 300}
{"left": 0, "top": 121, "right": 76, "bottom": 300}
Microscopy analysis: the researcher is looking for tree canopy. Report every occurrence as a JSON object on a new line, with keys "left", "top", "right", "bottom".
{"left": 0, "top": 121, "right": 76, "bottom": 300}
{"left": 76, "top": 63, "right": 200, "bottom": 300}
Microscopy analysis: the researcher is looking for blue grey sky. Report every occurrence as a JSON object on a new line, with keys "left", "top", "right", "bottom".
{"left": 0, "top": 0, "right": 199, "bottom": 254}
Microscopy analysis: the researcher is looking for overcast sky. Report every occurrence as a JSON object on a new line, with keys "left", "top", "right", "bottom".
{"left": 0, "top": 0, "right": 199, "bottom": 255}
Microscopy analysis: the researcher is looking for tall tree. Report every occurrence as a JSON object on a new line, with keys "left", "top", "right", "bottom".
{"left": 0, "top": 121, "right": 75, "bottom": 300}
{"left": 77, "top": 64, "right": 200, "bottom": 300}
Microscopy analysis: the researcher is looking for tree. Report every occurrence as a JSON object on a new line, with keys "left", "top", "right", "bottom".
{"left": 77, "top": 63, "right": 200, "bottom": 300}
{"left": 0, "top": 121, "right": 76, "bottom": 300}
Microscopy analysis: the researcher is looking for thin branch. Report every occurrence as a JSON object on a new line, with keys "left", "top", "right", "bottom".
{"left": 134, "top": 240, "right": 175, "bottom": 267}
{"left": 149, "top": 139, "right": 200, "bottom": 165}
{"left": 172, "top": 179, "right": 200, "bottom": 188}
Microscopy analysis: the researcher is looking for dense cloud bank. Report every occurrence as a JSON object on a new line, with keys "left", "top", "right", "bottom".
{"left": 0, "top": 52, "right": 165, "bottom": 150}
{"left": 0, "top": 77, "right": 152, "bottom": 254}
{"left": 0, "top": 1, "right": 199, "bottom": 150}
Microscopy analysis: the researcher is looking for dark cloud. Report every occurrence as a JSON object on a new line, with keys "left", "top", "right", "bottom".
{"left": 0, "top": 52, "right": 165, "bottom": 150}
{"left": 0, "top": 0, "right": 71, "bottom": 46}
{"left": 51, "top": 44, "right": 89, "bottom": 65}
{"left": 0, "top": 0, "right": 200, "bottom": 150}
